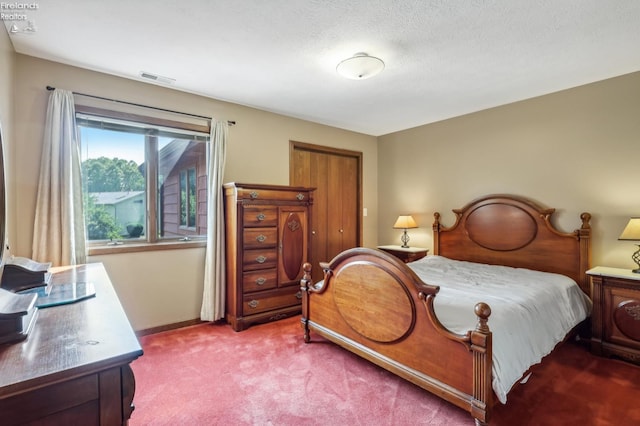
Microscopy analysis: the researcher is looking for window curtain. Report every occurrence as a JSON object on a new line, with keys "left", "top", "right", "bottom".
{"left": 201, "top": 119, "right": 228, "bottom": 321}
{"left": 32, "top": 89, "right": 87, "bottom": 266}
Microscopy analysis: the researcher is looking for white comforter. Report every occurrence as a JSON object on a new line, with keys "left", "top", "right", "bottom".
{"left": 408, "top": 255, "right": 592, "bottom": 404}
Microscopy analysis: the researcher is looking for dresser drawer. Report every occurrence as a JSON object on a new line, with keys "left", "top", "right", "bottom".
{"left": 242, "top": 248, "right": 278, "bottom": 271}
{"left": 242, "top": 288, "right": 302, "bottom": 315}
{"left": 238, "top": 188, "right": 311, "bottom": 203}
{"left": 243, "top": 227, "right": 277, "bottom": 249}
{"left": 243, "top": 269, "right": 277, "bottom": 293}
{"left": 243, "top": 207, "right": 277, "bottom": 227}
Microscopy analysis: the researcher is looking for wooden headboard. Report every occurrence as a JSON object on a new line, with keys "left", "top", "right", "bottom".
{"left": 433, "top": 194, "right": 591, "bottom": 295}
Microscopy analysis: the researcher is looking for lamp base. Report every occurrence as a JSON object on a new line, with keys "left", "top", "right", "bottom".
{"left": 632, "top": 245, "right": 640, "bottom": 273}
{"left": 400, "top": 230, "right": 410, "bottom": 248}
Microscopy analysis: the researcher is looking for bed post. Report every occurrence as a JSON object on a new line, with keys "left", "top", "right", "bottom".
{"left": 300, "top": 262, "right": 312, "bottom": 343}
{"left": 578, "top": 212, "right": 592, "bottom": 296}
{"left": 471, "top": 302, "right": 492, "bottom": 426}
{"left": 432, "top": 212, "right": 441, "bottom": 255}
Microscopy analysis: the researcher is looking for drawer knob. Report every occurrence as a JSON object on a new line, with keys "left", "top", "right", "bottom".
{"left": 296, "top": 291, "right": 302, "bottom": 300}
{"left": 256, "top": 234, "right": 267, "bottom": 243}
{"left": 248, "top": 300, "right": 259, "bottom": 309}
{"left": 296, "top": 193, "right": 305, "bottom": 200}
{"left": 256, "top": 277, "right": 266, "bottom": 285}
{"left": 257, "top": 213, "right": 266, "bottom": 221}
{"left": 250, "top": 191, "right": 259, "bottom": 199}
{"left": 256, "top": 255, "right": 267, "bottom": 264}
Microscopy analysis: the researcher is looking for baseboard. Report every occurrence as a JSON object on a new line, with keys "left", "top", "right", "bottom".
{"left": 136, "top": 318, "right": 206, "bottom": 337}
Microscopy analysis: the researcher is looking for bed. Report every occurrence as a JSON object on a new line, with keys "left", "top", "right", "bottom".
{"left": 300, "top": 194, "right": 592, "bottom": 425}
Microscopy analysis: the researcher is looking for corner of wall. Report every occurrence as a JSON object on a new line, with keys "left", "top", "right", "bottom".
{"left": 0, "top": 26, "right": 17, "bottom": 259}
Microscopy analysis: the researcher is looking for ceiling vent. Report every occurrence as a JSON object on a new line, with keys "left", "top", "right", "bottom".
{"left": 139, "top": 71, "right": 175, "bottom": 85}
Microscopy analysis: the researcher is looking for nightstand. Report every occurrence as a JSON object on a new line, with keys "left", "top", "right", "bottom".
{"left": 377, "top": 245, "right": 428, "bottom": 263}
{"left": 587, "top": 266, "right": 640, "bottom": 365}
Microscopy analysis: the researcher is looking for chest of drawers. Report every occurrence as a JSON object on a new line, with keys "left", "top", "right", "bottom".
{"left": 224, "top": 183, "right": 313, "bottom": 331}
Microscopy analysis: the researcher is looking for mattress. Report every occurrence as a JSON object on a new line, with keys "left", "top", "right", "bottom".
{"left": 408, "top": 255, "right": 592, "bottom": 404}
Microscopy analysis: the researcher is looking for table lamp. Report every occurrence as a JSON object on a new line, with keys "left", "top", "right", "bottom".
{"left": 393, "top": 215, "right": 418, "bottom": 248}
{"left": 618, "top": 217, "right": 640, "bottom": 273}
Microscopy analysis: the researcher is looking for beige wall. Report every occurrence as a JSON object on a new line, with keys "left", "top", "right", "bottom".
{"left": 0, "top": 28, "right": 15, "bottom": 258}
{"left": 11, "top": 54, "right": 378, "bottom": 330}
{"left": 378, "top": 71, "right": 640, "bottom": 271}
{"left": 6, "top": 32, "right": 640, "bottom": 330}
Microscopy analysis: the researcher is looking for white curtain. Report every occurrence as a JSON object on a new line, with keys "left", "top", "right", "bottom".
{"left": 201, "top": 119, "right": 228, "bottom": 321}
{"left": 32, "top": 89, "right": 87, "bottom": 266}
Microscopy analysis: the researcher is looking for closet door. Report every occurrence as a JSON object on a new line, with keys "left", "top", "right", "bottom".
{"left": 327, "top": 153, "right": 358, "bottom": 254}
{"left": 308, "top": 152, "right": 330, "bottom": 280}
{"left": 290, "top": 142, "right": 362, "bottom": 282}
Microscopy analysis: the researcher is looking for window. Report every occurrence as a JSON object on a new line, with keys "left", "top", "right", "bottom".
{"left": 76, "top": 107, "right": 210, "bottom": 249}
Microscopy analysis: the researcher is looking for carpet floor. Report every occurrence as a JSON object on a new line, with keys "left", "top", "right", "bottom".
{"left": 131, "top": 316, "right": 640, "bottom": 425}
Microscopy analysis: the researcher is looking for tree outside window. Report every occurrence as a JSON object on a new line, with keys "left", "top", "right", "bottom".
{"left": 77, "top": 109, "right": 209, "bottom": 245}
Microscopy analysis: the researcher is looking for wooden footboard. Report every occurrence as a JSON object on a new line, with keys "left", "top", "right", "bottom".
{"left": 301, "top": 248, "right": 493, "bottom": 425}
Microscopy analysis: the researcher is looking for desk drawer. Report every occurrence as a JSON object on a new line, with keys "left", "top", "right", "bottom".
{"left": 0, "top": 374, "right": 98, "bottom": 425}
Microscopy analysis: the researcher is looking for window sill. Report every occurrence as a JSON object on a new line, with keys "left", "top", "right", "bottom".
{"left": 87, "top": 239, "right": 206, "bottom": 256}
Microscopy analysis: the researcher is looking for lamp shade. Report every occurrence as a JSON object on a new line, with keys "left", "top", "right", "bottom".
{"left": 393, "top": 215, "right": 418, "bottom": 229}
{"left": 619, "top": 218, "right": 640, "bottom": 240}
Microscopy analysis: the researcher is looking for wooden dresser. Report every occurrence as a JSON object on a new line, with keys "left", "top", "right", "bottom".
{"left": 588, "top": 266, "right": 640, "bottom": 365}
{"left": 0, "top": 263, "right": 143, "bottom": 425}
{"left": 224, "top": 183, "right": 313, "bottom": 331}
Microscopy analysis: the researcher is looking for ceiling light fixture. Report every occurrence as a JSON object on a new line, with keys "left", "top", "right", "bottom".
{"left": 336, "top": 52, "right": 385, "bottom": 80}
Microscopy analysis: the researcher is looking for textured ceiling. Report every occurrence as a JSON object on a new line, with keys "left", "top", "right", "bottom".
{"left": 5, "top": 1, "right": 640, "bottom": 136}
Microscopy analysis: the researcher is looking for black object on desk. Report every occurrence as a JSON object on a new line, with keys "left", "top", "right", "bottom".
{"left": 0, "top": 288, "right": 38, "bottom": 344}
{"left": 1, "top": 256, "right": 52, "bottom": 292}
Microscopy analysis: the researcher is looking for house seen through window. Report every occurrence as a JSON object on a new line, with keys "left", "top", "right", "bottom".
{"left": 180, "top": 167, "right": 197, "bottom": 228}
{"left": 77, "top": 109, "right": 209, "bottom": 245}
